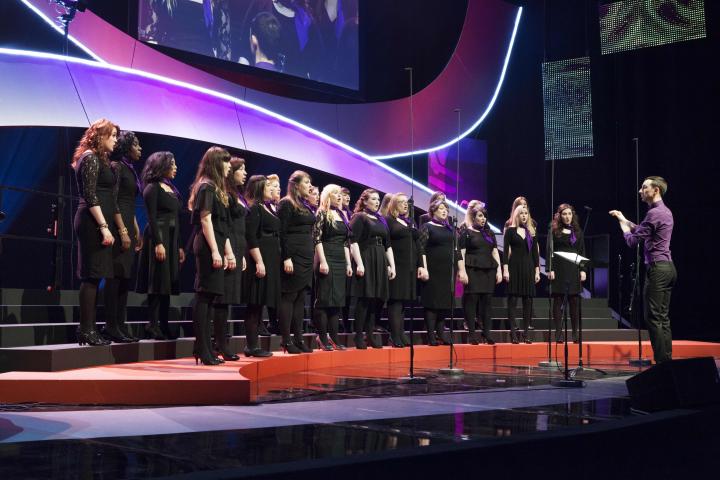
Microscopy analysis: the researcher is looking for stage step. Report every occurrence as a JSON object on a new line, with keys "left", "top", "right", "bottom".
{"left": 0, "top": 329, "right": 650, "bottom": 373}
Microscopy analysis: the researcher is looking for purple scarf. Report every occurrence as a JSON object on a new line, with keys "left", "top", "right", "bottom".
{"left": 569, "top": 228, "right": 577, "bottom": 246}
{"left": 120, "top": 157, "right": 142, "bottom": 196}
{"left": 478, "top": 227, "right": 496, "bottom": 246}
{"left": 435, "top": 218, "right": 453, "bottom": 232}
{"left": 331, "top": 206, "right": 351, "bottom": 231}
{"left": 519, "top": 226, "right": 533, "bottom": 252}
{"left": 160, "top": 178, "right": 181, "bottom": 201}
{"left": 398, "top": 214, "right": 415, "bottom": 229}
{"left": 364, "top": 209, "right": 388, "bottom": 229}
{"left": 264, "top": 200, "right": 279, "bottom": 216}
{"left": 300, "top": 198, "right": 317, "bottom": 215}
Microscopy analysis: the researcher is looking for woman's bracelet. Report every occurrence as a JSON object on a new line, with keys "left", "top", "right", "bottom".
{"left": 119, "top": 227, "right": 129, "bottom": 235}
{"left": 98, "top": 223, "right": 109, "bottom": 230}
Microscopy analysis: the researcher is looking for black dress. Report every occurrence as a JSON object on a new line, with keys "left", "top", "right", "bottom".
{"left": 419, "top": 222, "right": 458, "bottom": 309}
{"left": 314, "top": 211, "right": 350, "bottom": 308}
{"left": 548, "top": 230, "right": 586, "bottom": 295}
{"left": 245, "top": 203, "right": 282, "bottom": 309}
{"left": 460, "top": 226, "right": 499, "bottom": 294}
{"left": 387, "top": 216, "right": 422, "bottom": 301}
{"left": 503, "top": 227, "right": 540, "bottom": 296}
{"left": 110, "top": 160, "right": 139, "bottom": 278}
{"left": 73, "top": 152, "right": 115, "bottom": 280}
{"left": 137, "top": 182, "right": 181, "bottom": 295}
{"left": 278, "top": 199, "right": 315, "bottom": 293}
{"left": 191, "top": 184, "right": 230, "bottom": 296}
{"left": 217, "top": 197, "right": 248, "bottom": 304}
{"left": 350, "top": 212, "right": 390, "bottom": 300}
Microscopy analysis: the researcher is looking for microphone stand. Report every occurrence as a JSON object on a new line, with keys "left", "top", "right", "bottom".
{"left": 399, "top": 66, "right": 426, "bottom": 384}
{"left": 628, "top": 138, "right": 650, "bottom": 367}
{"left": 552, "top": 280, "right": 584, "bottom": 388}
{"left": 440, "top": 109, "right": 464, "bottom": 375}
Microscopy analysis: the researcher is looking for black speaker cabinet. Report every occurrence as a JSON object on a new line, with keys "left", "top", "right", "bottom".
{"left": 626, "top": 357, "right": 720, "bottom": 412}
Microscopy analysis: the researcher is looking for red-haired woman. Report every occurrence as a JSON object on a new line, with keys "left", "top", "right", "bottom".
{"left": 72, "top": 118, "right": 119, "bottom": 346}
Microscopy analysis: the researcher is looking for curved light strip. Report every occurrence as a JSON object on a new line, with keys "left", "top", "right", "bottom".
{"left": 20, "top": 0, "right": 105, "bottom": 63}
{"left": 9, "top": 4, "right": 523, "bottom": 233}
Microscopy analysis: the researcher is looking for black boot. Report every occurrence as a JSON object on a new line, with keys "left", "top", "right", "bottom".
{"left": 192, "top": 294, "right": 222, "bottom": 366}
{"left": 213, "top": 305, "right": 239, "bottom": 361}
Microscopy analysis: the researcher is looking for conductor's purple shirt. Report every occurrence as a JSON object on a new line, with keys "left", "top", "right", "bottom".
{"left": 623, "top": 200, "right": 674, "bottom": 265}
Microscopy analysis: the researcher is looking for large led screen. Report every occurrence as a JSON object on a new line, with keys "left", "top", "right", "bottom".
{"left": 600, "top": 0, "right": 706, "bottom": 55}
{"left": 138, "top": 0, "right": 359, "bottom": 90}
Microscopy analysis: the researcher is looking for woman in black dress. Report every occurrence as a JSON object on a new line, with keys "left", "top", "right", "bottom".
{"left": 313, "top": 184, "right": 353, "bottom": 350}
{"left": 503, "top": 205, "right": 540, "bottom": 344}
{"left": 188, "top": 146, "right": 236, "bottom": 365}
{"left": 547, "top": 203, "right": 586, "bottom": 343}
{"left": 419, "top": 200, "right": 462, "bottom": 346}
{"left": 260, "top": 173, "right": 282, "bottom": 336}
{"left": 340, "top": 186, "right": 353, "bottom": 333}
{"left": 211, "top": 157, "right": 248, "bottom": 361}
{"left": 349, "top": 189, "right": 396, "bottom": 349}
{"left": 386, "top": 193, "right": 428, "bottom": 347}
{"left": 458, "top": 203, "right": 502, "bottom": 345}
{"left": 72, "top": 118, "right": 118, "bottom": 346}
{"left": 277, "top": 171, "right": 315, "bottom": 354}
{"left": 136, "top": 151, "right": 184, "bottom": 340}
{"left": 103, "top": 130, "right": 142, "bottom": 343}
{"left": 243, "top": 175, "right": 278, "bottom": 357}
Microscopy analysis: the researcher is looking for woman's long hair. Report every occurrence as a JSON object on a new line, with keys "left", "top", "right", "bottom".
{"left": 318, "top": 184, "right": 341, "bottom": 214}
{"left": 551, "top": 203, "right": 580, "bottom": 237}
{"left": 244, "top": 175, "right": 268, "bottom": 206}
{"left": 110, "top": 130, "right": 137, "bottom": 162}
{"left": 141, "top": 151, "right": 174, "bottom": 187}
{"left": 283, "top": 170, "right": 311, "bottom": 211}
{"left": 72, "top": 118, "right": 118, "bottom": 167}
{"left": 188, "top": 146, "right": 230, "bottom": 210}
{"left": 505, "top": 196, "right": 528, "bottom": 227}
{"left": 386, "top": 193, "right": 409, "bottom": 219}
{"left": 226, "top": 157, "right": 246, "bottom": 203}
{"left": 379, "top": 193, "right": 393, "bottom": 216}
{"left": 353, "top": 188, "right": 379, "bottom": 213}
{"left": 510, "top": 204, "right": 536, "bottom": 236}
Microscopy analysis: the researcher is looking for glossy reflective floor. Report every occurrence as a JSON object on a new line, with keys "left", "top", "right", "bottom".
{"left": 0, "top": 357, "right": 717, "bottom": 478}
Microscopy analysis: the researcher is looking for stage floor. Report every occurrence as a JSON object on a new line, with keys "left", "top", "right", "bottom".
{"left": 1, "top": 342, "right": 719, "bottom": 478}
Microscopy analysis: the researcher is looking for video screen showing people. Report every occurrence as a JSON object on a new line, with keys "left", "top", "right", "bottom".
{"left": 138, "top": 1, "right": 359, "bottom": 90}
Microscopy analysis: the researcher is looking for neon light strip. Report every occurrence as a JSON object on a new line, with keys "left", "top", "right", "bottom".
{"left": 20, "top": 0, "right": 105, "bottom": 63}
{"left": 10, "top": 3, "right": 523, "bottom": 233}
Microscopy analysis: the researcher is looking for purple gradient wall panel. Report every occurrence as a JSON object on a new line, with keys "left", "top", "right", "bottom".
{"left": 428, "top": 138, "right": 487, "bottom": 208}
{"left": 0, "top": 55, "right": 89, "bottom": 128}
{"left": 65, "top": 62, "right": 245, "bottom": 149}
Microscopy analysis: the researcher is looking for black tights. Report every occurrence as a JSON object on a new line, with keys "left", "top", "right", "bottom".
{"left": 148, "top": 294, "right": 170, "bottom": 334}
{"left": 552, "top": 294, "right": 579, "bottom": 339}
{"left": 192, "top": 292, "right": 217, "bottom": 359}
{"left": 79, "top": 279, "right": 101, "bottom": 333}
{"left": 507, "top": 295, "right": 533, "bottom": 332}
{"left": 354, "top": 297, "right": 383, "bottom": 336}
{"left": 104, "top": 277, "right": 130, "bottom": 335}
{"left": 280, "top": 289, "right": 306, "bottom": 343}
{"left": 424, "top": 308, "right": 448, "bottom": 337}
{"left": 245, "top": 304, "right": 263, "bottom": 350}
{"left": 315, "top": 307, "right": 341, "bottom": 343}
{"left": 463, "top": 293, "right": 493, "bottom": 335}
{"left": 387, "top": 300, "right": 406, "bottom": 340}
{"left": 212, "top": 303, "right": 235, "bottom": 355}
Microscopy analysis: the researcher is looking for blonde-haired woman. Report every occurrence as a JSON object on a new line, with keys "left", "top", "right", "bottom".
{"left": 502, "top": 205, "right": 540, "bottom": 344}
{"left": 313, "top": 184, "right": 353, "bottom": 349}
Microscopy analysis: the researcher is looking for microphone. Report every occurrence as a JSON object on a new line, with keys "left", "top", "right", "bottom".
{"left": 583, "top": 205, "right": 592, "bottom": 211}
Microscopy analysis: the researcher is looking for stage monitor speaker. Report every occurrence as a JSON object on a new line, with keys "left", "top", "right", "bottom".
{"left": 626, "top": 357, "right": 720, "bottom": 412}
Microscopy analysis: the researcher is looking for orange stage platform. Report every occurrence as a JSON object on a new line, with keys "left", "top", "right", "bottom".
{"left": 1, "top": 341, "right": 719, "bottom": 406}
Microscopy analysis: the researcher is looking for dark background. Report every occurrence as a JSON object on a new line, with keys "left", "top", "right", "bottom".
{"left": 1, "top": 1, "right": 718, "bottom": 340}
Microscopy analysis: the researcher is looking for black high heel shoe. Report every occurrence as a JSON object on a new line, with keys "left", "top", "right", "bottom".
{"left": 354, "top": 334, "right": 367, "bottom": 350}
{"left": 427, "top": 331, "right": 439, "bottom": 347}
{"left": 315, "top": 335, "right": 334, "bottom": 351}
{"left": 468, "top": 332, "right": 480, "bottom": 345}
{"left": 366, "top": 333, "right": 382, "bottom": 349}
{"left": 101, "top": 328, "right": 134, "bottom": 343}
{"left": 483, "top": 334, "right": 496, "bottom": 346}
{"left": 193, "top": 352, "right": 223, "bottom": 366}
{"left": 77, "top": 329, "right": 111, "bottom": 346}
{"left": 510, "top": 331, "right": 520, "bottom": 344}
{"left": 145, "top": 325, "right": 167, "bottom": 340}
{"left": 281, "top": 341, "right": 303, "bottom": 354}
{"left": 389, "top": 336, "right": 404, "bottom": 348}
{"left": 328, "top": 337, "right": 347, "bottom": 351}
{"left": 294, "top": 336, "right": 312, "bottom": 353}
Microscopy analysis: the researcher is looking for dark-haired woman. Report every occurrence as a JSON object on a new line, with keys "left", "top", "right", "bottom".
{"left": 419, "top": 200, "right": 462, "bottom": 346}
{"left": 103, "top": 130, "right": 142, "bottom": 343}
{"left": 349, "top": 188, "right": 396, "bottom": 349}
{"left": 547, "top": 204, "right": 586, "bottom": 343}
{"left": 278, "top": 171, "right": 315, "bottom": 353}
{"left": 313, "top": 184, "right": 353, "bottom": 350}
{"left": 386, "top": 193, "right": 427, "bottom": 347}
{"left": 211, "top": 157, "right": 248, "bottom": 361}
{"left": 243, "top": 175, "right": 278, "bottom": 357}
{"left": 458, "top": 203, "right": 502, "bottom": 345}
{"left": 503, "top": 205, "right": 540, "bottom": 344}
{"left": 72, "top": 118, "right": 118, "bottom": 346}
{"left": 188, "top": 146, "right": 235, "bottom": 365}
{"left": 137, "top": 151, "right": 184, "bottom": 341}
